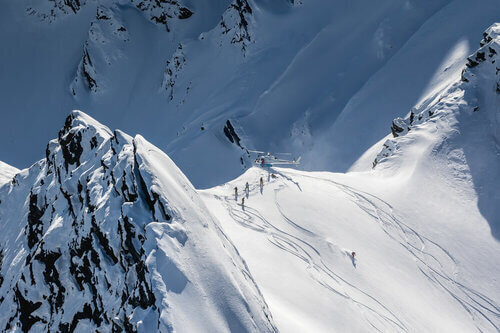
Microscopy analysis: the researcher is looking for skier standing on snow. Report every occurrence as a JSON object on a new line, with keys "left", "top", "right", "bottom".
{"left": 241, "top": 197, "right": 245, "bottom": 207}
{"left": 234, "top": 186, "right": 238, "bottom": 197}
{"left": 245, "top": 182, "right": 249, "bottom": 194}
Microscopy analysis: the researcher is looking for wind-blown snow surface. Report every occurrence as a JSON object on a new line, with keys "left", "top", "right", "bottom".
{"left": 1, "top": 0, "right": 500, "bottom": 187}
{"left": 0, "top": 161, "right": 19, "bottom": 186}
{"left": 201, "top": 166, "right": 500, "bottom": 332}
{"left": 0, "top": 111, "right": 276, "bottom": 332}
{"left": 200, "top": 24, "right": 500, "bottom": 332}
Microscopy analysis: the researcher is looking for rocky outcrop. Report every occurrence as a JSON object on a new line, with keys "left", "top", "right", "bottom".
{"left": 26, "top": 0, "right": 86, "bottom": 22}
{"left": 27, "top": 0, "right": 193, "bottom": 29}
{"left": 131, "top": 0, "right": 193, "bottom": 32}
{"left": 71, "top": 6, "right": 130, "bottom": 96}
{"left": 161, "top": 44, "right": 186, "bottom": 101}
{"left": 220, "top": 0, "right": 253, "bottom": 52}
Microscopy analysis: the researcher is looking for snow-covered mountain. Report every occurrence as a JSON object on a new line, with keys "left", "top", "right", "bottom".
{"left": 1, "top": 0, "right": 499, "bottom": 188}
{"left": 0, "top": 0, "right": 499, "bottom": 331}
{"left": 0, "top": 111, "right": 276, "bottom": 332}
{"left": 200, "top": 23, "right": 500, "bottom": 332}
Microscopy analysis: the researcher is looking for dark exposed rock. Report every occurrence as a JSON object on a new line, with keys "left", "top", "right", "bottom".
{"left": 476, "top": 51, "right": 486, "bottom": 62}
{"left": 90, "top": 136, "right": 98, "bottom": 149}
{"left": 220, "top": 0, "right": 253, "bottom": 51}
{"left": 466, "top": 57, "right": 479, "bottom": 68}
{"left": 223, "top": 120, "right": 242, "bottom": 147}
{"left": 133, "top": 0, "right": 194, "bottom": 32}
{"left": 91, "top": 216, "right": 119, "bottom": 264}
{"left": 461, "top": 69, "right": 469, "bottom": 82}
{"left": 14, "top": 286, "right": 45, "bottom": 332}
{"left": 390, "top": 118, "right": 408, "bottom": 138}
{"left": 96, "top": 7, "right": 110, "bottom": 20}
{"left": 0, "top": 248, "right": 4, "bottom": 289}
{"left": 489, "top": 46, "right": 497, "bottom": 57}
{"left": 81, "top": 46, "right": 98, "bottom": 92}
{"left": 26, "top": 193, "right": 47, "bottom": 249}
{"left": 58, "top": 129, "right": 83, "bottom": 172}
{"left": 34, "top": 248, "right": 66, "bottom": 312}
{"left": 69, "top": 303, "right": 98, "bottom": 332}
{"left": 178, "top": 7, "right": 193, "bottom": 19}
{"left": 65, "top": 0, "right": 82, "bottom": 14}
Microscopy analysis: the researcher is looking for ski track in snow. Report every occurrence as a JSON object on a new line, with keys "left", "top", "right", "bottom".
{"left": 215, "top": 184, "right": 408, "bottom": 332}
{"left": 298, "top": 173, "right": 500, "bottom": 332}
{"left": 214, "top": 170, "right": 500, "bottom": 332}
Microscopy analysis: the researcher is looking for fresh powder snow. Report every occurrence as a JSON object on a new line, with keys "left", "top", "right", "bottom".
{"left": 0, "top": 0, "right": 499, "bottom": 332}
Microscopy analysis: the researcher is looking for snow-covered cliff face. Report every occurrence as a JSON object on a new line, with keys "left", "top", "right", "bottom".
{"left": 0, "top": 111, "right": 276, "bottom": 332}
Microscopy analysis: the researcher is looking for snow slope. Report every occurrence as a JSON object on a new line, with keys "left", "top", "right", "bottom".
{"left": 200, "top": 23, "right": 500, "bottom": 332}
{"left": 1, "top": 0, "right": 499, "bottom": 188}
{"left": 0, "top": 161, "right": 19, "bottom": 186}
{"left": 201, "top": 165, "right": 500, "bottom": 332}
{"left": 0, "top": 111, "right": 276, "bottom": 332}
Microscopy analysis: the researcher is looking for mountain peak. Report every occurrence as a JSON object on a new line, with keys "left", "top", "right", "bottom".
{"left": 59, "top": 110, "right": 113, "bottom": 140}
{"left": 0, "top": 111, "right": 276, "bottom": 332}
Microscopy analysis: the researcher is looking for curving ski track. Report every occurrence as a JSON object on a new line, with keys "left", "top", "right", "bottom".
{"left": 214, "top": 171, "right": 500, "bottom": 332}
{"left": 215, "top": 183, "right": 408, "bottom": 332}
{"left": 298, "top": 173, "right": 500, "bottom": 332}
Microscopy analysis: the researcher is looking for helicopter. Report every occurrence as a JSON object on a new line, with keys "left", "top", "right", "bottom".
{"left": 249, "top": 150, "right": 301, "bottom": 167}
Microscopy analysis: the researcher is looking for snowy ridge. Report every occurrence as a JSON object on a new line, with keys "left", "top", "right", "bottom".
{"left": 373, "top": 23, "right": 500, "bottom": 169}
{"left": 71, "top": 5, "right": 129, "bottom": 96}
{"left": 0, "top": 161, "right": 19, "bottom": 187}
{"left": 0, "top": 111, "right": 276, "bottom": 332}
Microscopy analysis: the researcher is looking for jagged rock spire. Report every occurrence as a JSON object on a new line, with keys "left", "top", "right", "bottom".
{"left": 0, "top": 111, "right": 276, "bottom": 332}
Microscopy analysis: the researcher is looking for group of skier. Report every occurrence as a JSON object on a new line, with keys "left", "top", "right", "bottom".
{"left": 234, "top": 177, "right": 266, "bottom": 207}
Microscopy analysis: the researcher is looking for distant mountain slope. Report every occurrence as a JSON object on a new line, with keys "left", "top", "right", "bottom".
{"left": 0, "top": 111, "right": 276, "bottom": 332}
{"left": 1, "top": 0, "right": 499, "bottom": 187}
